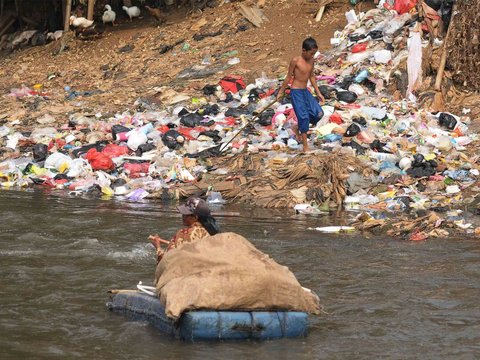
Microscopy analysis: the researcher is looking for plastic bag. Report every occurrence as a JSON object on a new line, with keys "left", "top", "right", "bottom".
{"left": 319, "top": 85, "right": 337, "bottom": 99}
{"left": 345, "top": 9, "right": 358, "bottom": 24}
{"left": 33, "top": 144, "right": 48, "bottom": 162}
{"left": 219, "top": 75, "right": 246, "bottom": 94}
{"left": 162, "top": 130, "right": 185, "bottom": 150}
{"left": 207, "top": 191, "right": 227, "bottom": 204}
{"left": 438, "top": 112, "right": 457, "bottom": 130}
{"left": 180, "top": 113, "right": 204, "bottom": 128}
{"left": 67, "top": 159, "right": 90, "bottom": 178}
{"left": 351, "top": 43, "right": 368, "bottom": 53}
{"left": 336, "top": 91, "right": 358, "bottom": 104}
{"left": 348, "top": 83, "right": 365, "bottom": 96}
{"left": 124, "top": 162, "right": 150, "bottom": 177}
{"left": 258, "top": 108, "right": 275, "bottom": 126}
{"left": 346, "top": 51, "right": 371, "bottom": 64}
{"left": 85, "top": 148, "right": 114, "bottom": 171}
{"left": 354, "top": 69, "right": 369, "bottom": 83}
{"left": 373, "top": 50, "right": 392, "bottom": 64}
{"left": 394, "top": 0, "right": 417, "bottom": 15}
{"left": 102, "top": 144, "right": 129, "bottom": 158}
{"left": 383, "top": 13, "right": 412, "bottom": 43}
{"left": 199, "top": 130, "right": 222, "bottom": 142}
{"left": 111, "top": 124, "right": 131, "bottom": 140}
{"left": 352, "top": 116, "right": 367, "bottom": 126}
{"left": 329, "top": 113, "right": 343, "bottom": 125}
{"left": 345, "top": 123, "right": 361, "bottom": 137}
{"left": 424, "top": 0, "right": 442, "bottom": 11}
{"left": 407, "top": 31, "right": 422, "bottom": 97}
{"left": 45, "top": 152, "right": 73, "bottom": 171}
{"left": 127, "top": 131, "right": 148, "bottom": 151}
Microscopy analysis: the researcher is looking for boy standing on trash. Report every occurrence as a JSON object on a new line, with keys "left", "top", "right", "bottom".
{"left": 276, "top": 37, "right": 325, "bottom": 152}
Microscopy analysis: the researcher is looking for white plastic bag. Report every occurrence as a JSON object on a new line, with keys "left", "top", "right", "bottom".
{"left": 345, "top": 10, "right": 358, "bottom": 24}
{"left": 373, "top": 50, "right": 392, "bottom": 64}
{"left": 407, "top": 31, "right": 422, "bottom": 97}
{"left": 348, "top": 83, "right": 365, "bottom": 96}
{"left": 127, "top": 131, "right": 148, "bottom": 151}
{"left": 66, "top": 159, "right": 91, "bottom": 178}
{"left": 44, "top": 152, "right": 73, "bottom": 171}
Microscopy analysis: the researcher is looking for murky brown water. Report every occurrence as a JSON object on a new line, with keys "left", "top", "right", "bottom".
{"left": 1, "top": 189, "right": 480, "bottom": 359}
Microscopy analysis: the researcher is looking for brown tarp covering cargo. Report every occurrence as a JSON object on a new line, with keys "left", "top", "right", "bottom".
{"left": 154, "top": 232, "right": 321, "bottom": 319}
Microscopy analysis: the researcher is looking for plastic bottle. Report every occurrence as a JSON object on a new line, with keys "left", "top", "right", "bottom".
{"left": 354, "top": 69, "right": 369, "bottom": 83}
{"left": 454, "top": 122, "right": 468, "bottom": 136}
{"left": 138, "top": 123, "right": 154, "bottom": 135}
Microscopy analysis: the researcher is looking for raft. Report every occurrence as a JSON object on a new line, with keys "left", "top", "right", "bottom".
{"left": 106, "top": 291, "right": 309, "bottom": 341}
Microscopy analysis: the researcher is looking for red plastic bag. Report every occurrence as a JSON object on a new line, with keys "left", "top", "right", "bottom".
{"left": 85, "top": 148, "right": 114, "bottom": 171}
{"left": 219, "top": 75, "right": 246, "bottom": 94}
{"left": 393, "top": 0, "right": 417, "bottom": 14}
{"left": 123, "top": 162, "right": 150, "bottom": 178}
{"left": 329, "top": 113, "right": 343, "bottom": 125}
{"left": 216, "top": 117, "right": 237, "bottom": 126}
{"left": 351, "top": 43, "right": 368, "bottom": 53}
{"left": 177, "top": 126, "right": 208, "bottom": 140}
{"left": 101, "top": 144, "right": 129, "bottom": 158}
{"left": 48, "top": 138, "right": 66, "bottom": 150}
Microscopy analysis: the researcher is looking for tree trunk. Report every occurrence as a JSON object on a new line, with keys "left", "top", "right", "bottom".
{"left": 64, "top": 0, "right": 72, "bottom": 31}
{"left": 87, "top": 0, "right": 95, "bottom": 20}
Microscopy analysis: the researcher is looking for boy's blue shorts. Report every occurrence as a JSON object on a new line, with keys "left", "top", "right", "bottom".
{"left": 290, "top": 88, "right": 324, "bottom": 134}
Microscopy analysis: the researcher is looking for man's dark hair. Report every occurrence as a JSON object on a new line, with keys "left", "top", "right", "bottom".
{"left": 302, "top": 37, "right": 318, "bottom": 51}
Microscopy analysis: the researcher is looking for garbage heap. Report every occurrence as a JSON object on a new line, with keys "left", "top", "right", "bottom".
{"left": 302, "top": 3, "right": 480, "bottom": 238}
{"left": 0, "top": 2, "right": 479, "bottom": 239}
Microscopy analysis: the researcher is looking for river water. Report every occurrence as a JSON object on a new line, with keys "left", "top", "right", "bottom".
{"left": 1, "top": 189, "right": 480, "bottom": 359}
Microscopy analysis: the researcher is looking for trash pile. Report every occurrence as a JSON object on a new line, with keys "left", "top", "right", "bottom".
{"left": 0, "top": 1, "right": 478, "bottom": 239}
{"left": 304, "top": 2, "right": 480, "bottom": 238}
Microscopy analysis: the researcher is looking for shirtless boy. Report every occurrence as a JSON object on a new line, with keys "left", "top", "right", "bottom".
{"left": 277, "top": 37, "right": 325, "bottom": 152}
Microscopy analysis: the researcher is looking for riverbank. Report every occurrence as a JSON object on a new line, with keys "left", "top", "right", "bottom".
{"left": 0, "top": 0, "right": 479, "bottom": 241}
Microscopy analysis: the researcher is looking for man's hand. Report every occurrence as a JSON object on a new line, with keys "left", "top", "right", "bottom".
{"left": 317, "top": 93, "right": 325, "bottom": 104}
{"left": 148, "top": 234, "right": 168, "bottom": 250}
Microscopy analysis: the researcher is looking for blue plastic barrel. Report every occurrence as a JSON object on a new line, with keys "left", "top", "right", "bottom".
{"left": 107, "top": 292, "right": 308, "bottom": 341}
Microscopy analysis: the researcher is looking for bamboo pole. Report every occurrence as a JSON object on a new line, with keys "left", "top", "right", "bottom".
{"left": 434, "top": 3, "right": 457, "bottom": 91}
{"left": 64, "top": 0, "right": 72, "bottom": 32}
{"left": 87, "top": 0, "right": 95, "bottom": 21}
{"left": 432, "top": 3, "right": 457, "bottom": 111}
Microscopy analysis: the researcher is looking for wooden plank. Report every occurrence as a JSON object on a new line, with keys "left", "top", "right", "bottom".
{"left": 238, "top": 4, "right": 265, "bottom": 28}
{"left": 315, "top": 5, "right": 325, "bottom": 22}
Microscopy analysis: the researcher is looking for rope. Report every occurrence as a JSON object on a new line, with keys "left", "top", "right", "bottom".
{"left": 136, "top": 281, "right": 156, "bottom": 296}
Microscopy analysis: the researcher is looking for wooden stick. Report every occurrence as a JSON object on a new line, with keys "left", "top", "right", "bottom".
{"left": 315, "top": 5, "right": 325, "bottom": 22}
{"left": 434, "top": 3, "right": 457, "bottom": 91}
{"left": 64, "top": 0, "right": 72, "bottom": 32}
{"left": 157, "top": 238, "right": 170, "bottom": 245}
{"left": 220, "top": 98, "right": 277, "bottom": 153}
{"left": 108, "top": 289, "right": 139, "bottom": 294}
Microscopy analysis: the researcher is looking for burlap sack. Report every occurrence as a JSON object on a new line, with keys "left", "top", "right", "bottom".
{"left": 154, "top": 232, "right": 321, "bottom": 319}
